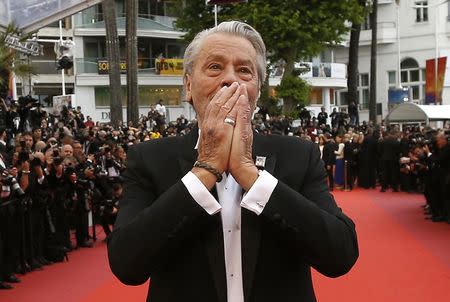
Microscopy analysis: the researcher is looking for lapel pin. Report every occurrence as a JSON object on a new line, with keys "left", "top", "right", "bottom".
{"left": 255, "top": 156, "right": 266, "bottom": 169}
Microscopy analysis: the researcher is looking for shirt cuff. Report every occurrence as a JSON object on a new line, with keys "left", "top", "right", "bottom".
{"left": 241, "top": 170, "right": 278, "bottom": 215}
{"left": 37, "top": 175, "right": 45, "bottom": 184}
{"left": 181, "top": 171, "right": 222, "bottom": 215}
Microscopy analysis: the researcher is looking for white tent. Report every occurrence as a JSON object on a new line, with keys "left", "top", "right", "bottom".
{"left": 0, "top": 0, "right": 103, "bottom": 33}
{"left": 385, "top": 103, "right": 450, "bottom": 125}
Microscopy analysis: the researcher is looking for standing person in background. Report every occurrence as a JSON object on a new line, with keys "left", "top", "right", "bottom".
{"left": 380, "top": 130, "right": 400, "bottom": 192}
{"left": 348, "top": 101, "right": 358, "bottom": 126}
{"left": 330, "top": 108, "right": 338, "bottom": 129}
{"left": 323, "top": 133, "right": 338, "bottom": 191}
{"left": 343, "top": 134, "right": 355, "bottom": 191}
{"left": 317, "top": 107, "right": 328, "bottom": 127}
{"left": 155, "top": 100, "right": 166, "bottom": 132}
{"left": 334, "top": 135, "right": 345, "bottom": 189}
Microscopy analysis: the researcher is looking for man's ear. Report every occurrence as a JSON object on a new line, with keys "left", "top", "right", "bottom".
{"left": 184, "top": 74, "right": 192, "bottom": 104}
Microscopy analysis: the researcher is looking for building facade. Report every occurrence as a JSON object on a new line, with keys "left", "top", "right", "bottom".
{"left": 16, "top": 0, "right": 347, "bottom": 123}
{"left": 332, "top": 0, "right": 450, "bottom": 123}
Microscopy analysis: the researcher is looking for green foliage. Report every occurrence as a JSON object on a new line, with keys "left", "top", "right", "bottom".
{"left": 0, "top": 22, "right": 36, "bottom": 97}
{"left": 276, "top": 75, "right": 311, "bottom": 108}
{"left": 173, "top": 0, "right": 363, "bottom": 59}
{"left": 172, "top": 0, "right": 362, "bottom": 111}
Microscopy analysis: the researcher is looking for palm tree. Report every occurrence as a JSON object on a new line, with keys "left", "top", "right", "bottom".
{"left": 347, "top": 1, "right": 369, "bottom": 113}
{"left": 0, "top": 23, "right": 35, "bottom": 98}
{"left": 103, "top": 0, "right": 123, "bottom": 126}
{"left": 369, "top": 0, "right": 378, "bottom": 123}
{"left": 126, "top": 0, "right": 139, "bottom": 125}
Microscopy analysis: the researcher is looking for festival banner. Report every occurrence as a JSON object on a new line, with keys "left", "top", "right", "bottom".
{"left": 425, "top": 57, "right": 447, "bottom": 104}
{"left": 155, "top": 58, "right": 184, "bottom": 75}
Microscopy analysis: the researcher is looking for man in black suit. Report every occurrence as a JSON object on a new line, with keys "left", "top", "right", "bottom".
{"left": 108, "top": 21, "right": 358, "bottom": 302}
{"left": 380, "top": 130, "right": 400, "bottom": 192}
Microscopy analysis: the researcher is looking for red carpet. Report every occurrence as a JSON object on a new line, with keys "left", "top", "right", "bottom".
{"left": 1, "top": 188, "right": 449, "bottom": 301}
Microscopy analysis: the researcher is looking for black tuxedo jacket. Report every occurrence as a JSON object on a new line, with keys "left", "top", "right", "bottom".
{"left": 108, "top": 126, "right": 358, "bottom": 302}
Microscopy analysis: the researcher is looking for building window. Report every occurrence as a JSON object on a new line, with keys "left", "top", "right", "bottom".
{"left": 416, "top": 1, "right": 428, "bottom": 23}
{"left": 388, "top": 71, "right": 396, "bottom": 86}
{"left": 340, "top": 91, "right": 348, "bottom": 106}
{"left": 400, "top": 58, "right": 425, "bottom": 103}
{"left": 309, "top": 88, "right": 323, "bottom": 105}
{"left": 359, "top": 73, "right": 370, "bottom": 110}
{"left": 448, "top": 2, "right": 450, "bottom": 21}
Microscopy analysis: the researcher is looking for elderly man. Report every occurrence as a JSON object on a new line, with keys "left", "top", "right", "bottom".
{"left": 108, "top": 21, "right": 358, "bottom": 302}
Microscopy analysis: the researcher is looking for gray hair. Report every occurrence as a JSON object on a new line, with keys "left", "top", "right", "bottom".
{"left": 183, "top": 21, "right": 267, "bottom": 88}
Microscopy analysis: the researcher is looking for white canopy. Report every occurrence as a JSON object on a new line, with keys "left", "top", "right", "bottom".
{"left": 386, "top": 102, "right": 450, "bottom": 123}
{"left": 0, "top": 0, "right": 102, "bottom": 33}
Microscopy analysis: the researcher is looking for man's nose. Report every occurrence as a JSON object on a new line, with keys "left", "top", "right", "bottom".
{"left": 221, "top": 67, "right": 239, "bottom": 87}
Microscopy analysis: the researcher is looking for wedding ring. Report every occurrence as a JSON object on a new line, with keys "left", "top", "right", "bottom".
{"left": 224, "top": 118, "right": 236, "bottom": 126}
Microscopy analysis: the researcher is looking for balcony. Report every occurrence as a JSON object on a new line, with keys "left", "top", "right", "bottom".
{"left": 342, "top": 22, "right": 397, "bottom": 46}
{"left": 74, "top": 12, "right": 177, "bottom": 29}
{"left": 76, "top": 57, "right": 182, "bottom": 74}
{"left": 269, "top": 62, "right": 347, "bottom": 89}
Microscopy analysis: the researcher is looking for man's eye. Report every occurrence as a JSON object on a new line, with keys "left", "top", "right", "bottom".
{"left": 209, "top": 64, "right": 221, "bottom": 70}
{"left": 239, "top": 67, "right": 251, "bottom": 74}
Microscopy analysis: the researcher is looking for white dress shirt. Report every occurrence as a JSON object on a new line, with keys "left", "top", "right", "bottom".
{"left": 181, "top": 134, "right": 278, "bottom": 302}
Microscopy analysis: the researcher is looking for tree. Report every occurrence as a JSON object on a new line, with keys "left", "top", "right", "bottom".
{"left": 173, "top": 0, "right": 363, "bottom": 113}
{"left": 103, "top": 0, "right": 123, "bottom": 127}
{"left": 347, "top": 1, "right": 369, "bottom": 112}
{"left": 0, "top": 23, "right": 35, "bottom": 99}
{"left": 126, "top": 0, "right": 139, "bottom": 125}
{"left": 369, "top": 0, "right": 378, "bottom": 123}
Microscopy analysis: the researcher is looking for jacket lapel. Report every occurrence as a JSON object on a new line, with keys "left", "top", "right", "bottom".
{"left": 241, "top": 133, "right": 277, "bottom": 302}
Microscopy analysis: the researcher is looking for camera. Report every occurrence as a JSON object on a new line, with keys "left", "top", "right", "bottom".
{"left": 2, "top": 175, "right": 25, "bottom": 196}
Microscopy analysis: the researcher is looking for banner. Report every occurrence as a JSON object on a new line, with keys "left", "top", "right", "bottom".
{"left": 97, "top": 59, "right": 127, "bottom": 74}
{"left": 206, "top": 0, "right": 247, "bottom": 5}
{"left": 425, "top": 57, "right": 447, "bottom": 104}
{"left": 155, "top": 58, "right": 184, "bottom": 75}
{"left": 53, "top": 94, "right": 75, "bottom": 113}
{"left": 389, "top": 89, "right": 410, "bottom": 103}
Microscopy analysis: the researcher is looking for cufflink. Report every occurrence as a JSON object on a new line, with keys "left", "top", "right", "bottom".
{"left": 256, "top": 201, "right": 265, "bottom": 208}
{"left": 255, "top": 156, "right": 266, "bottom": 169}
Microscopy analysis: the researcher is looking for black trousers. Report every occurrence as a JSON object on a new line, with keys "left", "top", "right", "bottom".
{"left": 381, "top": 160, "right": 398, "bottom": 190}
{"left": 326, "top": 164, "right": 334, "bottom": 189}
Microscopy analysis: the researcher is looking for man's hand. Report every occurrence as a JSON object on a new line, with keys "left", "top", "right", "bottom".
{"left": 228, "top": 84, "right": 258, "bottom": 191}
{"left": 193, "top": 82, "right": 242, "bottom": 189}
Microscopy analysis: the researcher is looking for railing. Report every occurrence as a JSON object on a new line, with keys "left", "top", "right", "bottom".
{"left": 270, "top": 62, "right": 347, "bottom": 79}
{"left": 76, "top": 58, "right": 163, "bottom": 74}
{"left": 30, "top": 60, "right": 60, "bottom": 74}
{"left": 74, "top": 12, "right": 176, "bottom": 28}
{"left": 299, "top": 62, "right": 347, "bottom": 79}
{"left": 361, "top": 21, "right": 396, "bottom": 31}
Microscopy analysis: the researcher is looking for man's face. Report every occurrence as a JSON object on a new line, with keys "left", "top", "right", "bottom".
{"left": 437, "top": 135, "right": 447, "bottom": 149}
{"left": 62, "top": 145, "right": 73, "bottom": 158}
{"left": 24, "top": 135, "right": 33, "bottom": 149}
{"left": 33, "top": 129, "right": 42, "bottom": 138}
{"left": 184, "top": 33, "right": 260, "bottom": 125}
{"left": 72, "top": 143, "right": 83, "bottom": 156}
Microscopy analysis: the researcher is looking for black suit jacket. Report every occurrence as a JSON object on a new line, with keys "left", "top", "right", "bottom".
{"left": 108, "top": 126, "right": 358, "bottom": 302}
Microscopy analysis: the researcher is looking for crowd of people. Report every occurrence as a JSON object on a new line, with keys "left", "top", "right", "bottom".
{"left": 0, "top": 96, "right": 448, "bottom": 290}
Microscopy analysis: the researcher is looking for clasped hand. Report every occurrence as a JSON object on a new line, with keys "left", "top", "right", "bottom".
{"left": 194, "top": 82, "right": 259, "bottom": 191}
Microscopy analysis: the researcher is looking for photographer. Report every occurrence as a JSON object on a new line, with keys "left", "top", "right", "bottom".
{"left": 99, "top": 182, "right": 122, "bottom": 239}
{"left": 427, "top": 131, "right": 450, "bottom": 223}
